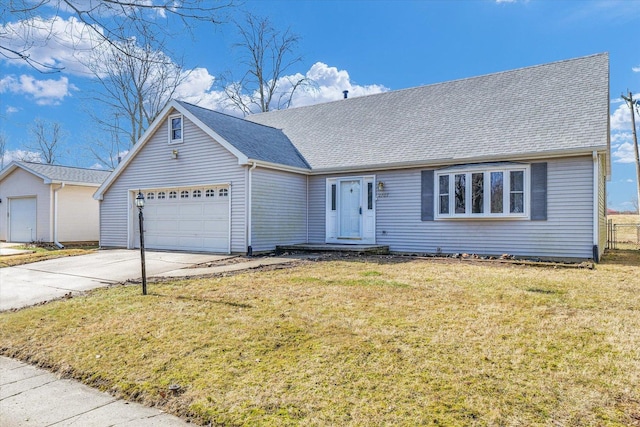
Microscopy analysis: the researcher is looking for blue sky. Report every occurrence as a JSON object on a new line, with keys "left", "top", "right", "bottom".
{"left": 1, "top": 0, "right": 639, "bottom": 211}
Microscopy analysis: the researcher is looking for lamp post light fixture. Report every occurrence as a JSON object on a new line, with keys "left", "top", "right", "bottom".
{"left": 135, "top": 191, "right": 147, "bottom": 295}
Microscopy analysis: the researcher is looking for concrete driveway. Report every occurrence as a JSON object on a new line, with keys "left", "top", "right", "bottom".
{"left": 0, "top": 249, "right": 229, "bottom": 311}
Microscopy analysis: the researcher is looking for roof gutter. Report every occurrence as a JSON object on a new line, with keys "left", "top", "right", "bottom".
{"left": 305, "top": 146, "right": 610, "bottom": 175}
{"left": 53, "top": 183, "right": 65, "bottom": 249}
{"left": 243, "top": 159, "right": 311, "bottom": 175}
{"left": 47, "top": 180, "right": 103, "bottom": 188}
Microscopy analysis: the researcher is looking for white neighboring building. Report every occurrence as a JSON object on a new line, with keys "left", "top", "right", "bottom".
{"left": 0, "top": 161, "right": 111, "bottom": 244}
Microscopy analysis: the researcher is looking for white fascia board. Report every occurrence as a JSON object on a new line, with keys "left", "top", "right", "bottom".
{"left": 49, "top": 180, "right": 102, "bottom": 187}
{"left": 0, "top": 163, "right": 20, "bottom": 181}
{"left": 0, "top": 162, "right": 50, "bottom": 183}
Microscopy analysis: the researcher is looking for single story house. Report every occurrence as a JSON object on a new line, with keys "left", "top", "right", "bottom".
{"left": 0, "top": 161, "right": 111, "bottom": 244}
{"left": 94, "top": 53, "right": 610, "bottom": 261}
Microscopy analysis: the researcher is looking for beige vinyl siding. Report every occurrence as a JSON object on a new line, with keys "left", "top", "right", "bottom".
{"left": 100, "top": 113, "right": 247, "bottom": 252}
{"left": 0, "top": 168, "right": 51, "bottom": 242}
{"left": 57, "top": 185, "right": 100, "bottom": 242}
{"left": 308, "top": 156, "right": 595, "bottom": 259}
{"left": 250, "top": 168, "right": 307, "bottom": 252}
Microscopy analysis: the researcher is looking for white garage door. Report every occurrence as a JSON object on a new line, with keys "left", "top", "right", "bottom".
{"left": 134, "top": 186, "right": 230, "bottom": 253}
{"left": 9, "top": 197, "right": 37, "bottom": 243}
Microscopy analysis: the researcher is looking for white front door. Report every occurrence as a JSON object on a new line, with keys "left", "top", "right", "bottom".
{"left": 326, "top": 176, "right": 375, "bottom": 244}
{"left": 9, "top": 197, "right": 37, "bottom": 242}
{"left": 339, "top": 180, "right": 361, "bottom": 238}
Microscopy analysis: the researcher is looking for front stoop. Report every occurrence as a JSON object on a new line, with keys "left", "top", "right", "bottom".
{"left": 276, "top": 243, "right": 390, "bottom": 255}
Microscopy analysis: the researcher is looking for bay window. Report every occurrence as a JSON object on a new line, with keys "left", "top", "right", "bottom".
{"left": 436, "top": 165, "right": 529, "bottom": 218}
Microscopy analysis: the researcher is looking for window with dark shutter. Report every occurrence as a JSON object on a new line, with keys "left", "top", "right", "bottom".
{"left": 421, "top": 170, "right": 434, "bottom": 221}
{"left": 530, "top": 163, "right": 547, "bottom": 221}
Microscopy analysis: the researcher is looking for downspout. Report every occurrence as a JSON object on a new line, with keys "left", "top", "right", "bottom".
{"left": 53, "top": 183, "right": 65, "bottom": 249}
{"left": 592, "top": 151, "right": 599, "bottom": 262}
{"left": 306, "top": 175, "right": 309, "bottom": 244}
{"left": 247, "top": 162, "right": 257, "bottom": 256}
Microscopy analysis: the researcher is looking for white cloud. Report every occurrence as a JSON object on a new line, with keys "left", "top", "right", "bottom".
{"left": 612, "top": 140, "right": 638, "bottom": 164}
{"left": 0, "top": 16, "right": 107, "bottom": 75}
{"left": 496, "top": 0, "right": 517, "bottom": 3}
{"left": 2, "top": 149, "right": 42, "bottom": 167}
{"left": 174, "top": 67, "right": 230, "bottom": 112}
{"left": 291, "top": 62, "right": 389, "bottom": 108}
{"left": 5, "top": 106, "right": 19, "bottom": 114}
{"left": 0, "top": 75, "right": 78, "bottom": 105}
{"left": 633, "top": 66, "right": 640, "bottom": 72}
{"left": 610, "top": 101, "right": 639, "bottom": 131}
{"left": 174, "top": 62, "right": 388, "bottom": 115}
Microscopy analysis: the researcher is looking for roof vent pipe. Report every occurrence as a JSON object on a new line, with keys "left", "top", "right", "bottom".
{"left": 343, "top": 90, "right": 349, "bottom": 99}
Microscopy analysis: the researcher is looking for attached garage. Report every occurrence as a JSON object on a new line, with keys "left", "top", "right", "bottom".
{"left": 9, "top": 197, "right": 37, "bottom": 242}
{"left": 133, "top": 185, "right": 230, "bottom": 253}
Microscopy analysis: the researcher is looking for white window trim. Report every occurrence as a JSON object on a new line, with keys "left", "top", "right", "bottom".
{"left": 435, "top": 164, "right": 530, "bottom": 220}
{"left": 168, "top": 114, "right": 183, "bottom": 145}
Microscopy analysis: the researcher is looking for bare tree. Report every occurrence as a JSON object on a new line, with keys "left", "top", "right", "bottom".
{"left": 220, "top": 13, "right": 309, "bottom": 116}
{"left": 2, "top": 0, "right": 233, "bottom": 73}
{"left": 84, "top": 36, "right": 185, "bottom": 159}
{"left": 26, "top": 119, "right": 66, "bottom": 164}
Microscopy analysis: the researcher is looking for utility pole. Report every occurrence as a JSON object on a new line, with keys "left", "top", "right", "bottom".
{"left": 622, "top": 91, "right": 640, "bottom": 213}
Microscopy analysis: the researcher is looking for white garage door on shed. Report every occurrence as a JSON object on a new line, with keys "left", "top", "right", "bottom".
{"left": 9, "top": 197, "right": 37, "bottom": 243}
{"left": 134, "top": 185, "right": 230, "bottom": 253}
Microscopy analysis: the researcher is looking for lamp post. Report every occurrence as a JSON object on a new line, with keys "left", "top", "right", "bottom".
{"left": 135, "top": 191, "right": 147, "bottom": 295}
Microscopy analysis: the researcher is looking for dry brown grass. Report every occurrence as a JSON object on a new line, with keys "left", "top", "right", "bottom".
{"left": 0, "top": 246, "right": 97, "bottom": 267}
{"left": 1, "top": 253, "right": 639, "bottom": 426}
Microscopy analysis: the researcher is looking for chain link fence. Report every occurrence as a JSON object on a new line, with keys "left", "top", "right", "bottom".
{"left": 607, "top": 218, "right": 640, "bottom": 250}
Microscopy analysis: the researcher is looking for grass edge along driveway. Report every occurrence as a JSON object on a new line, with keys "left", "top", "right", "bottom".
{"left": 1, "top": 252, "right": 639, "bottom": 426}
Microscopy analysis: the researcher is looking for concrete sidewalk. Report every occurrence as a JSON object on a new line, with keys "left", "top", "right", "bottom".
{"left": 0, "top": 356, "right": 188, "bottom": 426}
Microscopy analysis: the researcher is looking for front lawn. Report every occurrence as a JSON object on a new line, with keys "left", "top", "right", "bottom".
{"left": 1, "top": 252, "right": 639, "bottom": 426}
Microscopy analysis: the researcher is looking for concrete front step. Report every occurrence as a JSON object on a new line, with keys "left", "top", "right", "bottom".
{"left": 276, "top": 243, "right": 390, "bottom": 255}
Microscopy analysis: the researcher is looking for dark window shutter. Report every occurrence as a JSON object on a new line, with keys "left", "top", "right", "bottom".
{"left": 530, "top": 162, "right": 547, "bottom": 220}
{"left": 421, "top": 170, "right": 434, "bottom": 221}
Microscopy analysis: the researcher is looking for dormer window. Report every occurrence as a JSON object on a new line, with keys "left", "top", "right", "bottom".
{"left": 169, "top": 114, "right": 183, "bottom": 144}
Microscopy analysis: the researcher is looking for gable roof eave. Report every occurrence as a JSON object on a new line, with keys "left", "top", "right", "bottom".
{"left": 247, "top": 158, "right": 311, "bottom": 174}
{"left": 304, "top": 145, "right": 610, "bottom": 175}
{"left": 94, "top": 100, "right": 250, "bottom": 200}
{"left": 0, "top": 161, "right": 49, "bottom": 183}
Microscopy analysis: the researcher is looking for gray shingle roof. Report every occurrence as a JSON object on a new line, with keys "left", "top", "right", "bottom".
{"left": 14, "top": 161, "right": 112, "bottom": 184}
{"left": 245, "top": 53, "right": 609, "bottom": 170}
{"left": 177, "top": 101, "right": 310, "bottom": 169}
